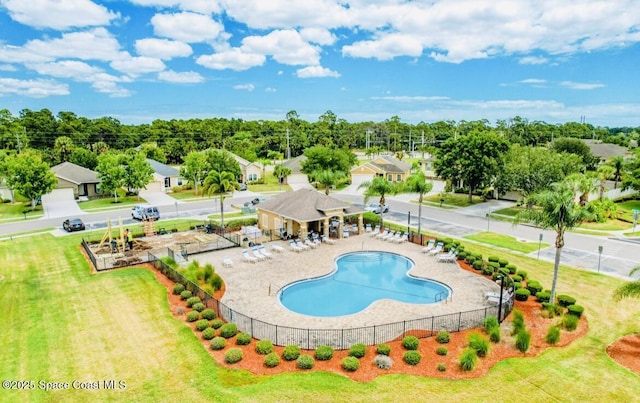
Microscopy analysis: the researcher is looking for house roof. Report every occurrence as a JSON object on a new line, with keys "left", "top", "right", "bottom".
{"left": 257, "top": 188, "right": 363, "bottom": 222}
{"left": 146, "top": 159, "right": 179, "bottom": 177}
{"left": 350, "top": 155, "right": 411, "bottom": 174}
{"left": 581, "top": 140, "right": 629, "bottom": 160}
{"left": 51, "top": 162, "right": 99, "bottom": 185}
{"left": 281, "top": 155, "right": 307, "bottom": 174}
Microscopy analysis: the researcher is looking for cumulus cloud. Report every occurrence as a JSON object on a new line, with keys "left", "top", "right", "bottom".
{"left": 151, "top": 12, "right": 225, "bottom": 43}
{"left": 158, "top": 70, "right": 204, "bottom": 83}
{"left": 519, "top": 56, "right": 549, "bottom": 65}
{"left": 1, "top": 0, "right": 119, "bottom": 30}
{"left": 560, "top": 81, "right": 605, "bottom": 90}
{"left": 233, "top": 83, "right": 255, "bottom": 91}
{"left": 242, "top": 30, "right": 321, "bottom": 66}
{"left": 196, "top": 48, "right": 265, "bottom": 70}
{"left": 110, "top": 54, "right": 166, "bottom": 75}
{"left": 135, "top": 38, "right": 193, "bottom": 59}
{"left": 265, "top": 87, "right": 277, "bottom": 92}
{"left": 15, "top": 28, "right": 122, "bottom": 63}
{"left": 296, "top": 65, "right": 340, "bottom": 78}
{"left": 0, "top": 76, "right": 69, "bottom": 97}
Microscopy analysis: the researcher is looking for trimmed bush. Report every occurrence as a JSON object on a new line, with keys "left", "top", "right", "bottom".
{"left": 225, "top": 348, "right": 243, "bottom": 364}
{"left": 210, "top": 337, "right": 226, "bottom": 350}
{"left": 541, "top": 302, "right": 564, "bottom": 318}
{"left": 526, "top": 281, "right": 543, "bottom": 296}
{"left": 468, "top": 333, "right": 490, "bottom": 357}
{"left": 203, "top": 264, "right": 214, "bottom": 282}
{"left": 219, "top": 323, "right": 238, "bottom": 338}
{"left": 517, "top": 270, "right": 528, "bottom": 280}
{"left": 457, "top": 251, "right": 467, "bottom": 261}
{"left": 481, "top": 266, "right": 493, "bottom": 276}
{"left": 195, "top": 319, "right": 210, "bottom": 331}
{"left": 488, "top": 255, "right": 499, "bottom": 263}
{"left": 236, "top": 332, "right": 251, "bottom": 346}
{"left": 515, "top": 288, "right": 530, "bottom": 301}
{"left": 498, "top": 258, "right": 508, "bottom": 267}
{"left": 436, "top": 346, "right": 448, "bottom": 356}
{"left": 488, "top": 326, "right": 501, "bottom": 343}
{"left": 173, "top": 283, "right": 185, "bottom": 295}
{"left": 374, "top": 354, "right": 393, "bottom": 369}
{"left": 201, "top": 328, "right": 216, "bottom": 340}
{"left": 349, "top": 343, "right": 366, "bottom": 358}
{"left": 513, "top": 282, "right": 522, "bottom": 290}
{"left": 256, "top": 340, "right": 274, "bottom": 355}
{"left": 376, "top": 343, "right": 391, "bottom": 356}
{"left": 264, "top": 353, "right": 280, "bottom": 368}
{"left": 402, "top": 336, "right": 419, "bottom": 350}
{"left": 488, "top": 261, "right": 500, "bottom": 270}
{"left": 505, "top": 264, "right": 517, "bottom": 274}
{"left": 297, "top": 354, "right": 315, "bottom": 370}
{"left": 567, "top": 304, "right": 585, "bottom": 318}
{"left": 342, "top": 356, "right": 360, "bottom": 372}
{"left": 210, "top": 273, "right": 223, "bottom": 291}
{"left": 403, "top": 351, "right": 422, "bottom": 366}
{"left": 282, "top": 345, "right": 301, "bottom": 361}
{"left": 512, "top": 275, "right": 522, "bottom": 283}
{"left": 436, "top": 331, "right": 450, "bottom": 344}
{"left": 473, "top": 260, "right": 484, "bottom": 271}
{"left": 191, "top": 302, "right": 205, "bottom": 312}
{"left": 314, "top": 345, "right": 334, "bottom": 361}
{"left": 545, "top": 325, "right": 561, "bottom": 345}
{"left": 459, "top": 348, "right": 477, "bottom": 371}
{"left": 557, "top": 294, "right": 577, "bottom": 307}
{"left": 483, "top": 316, "right": 499, "bottom": 332}
{"left": 186, "top": 311, "right": 200, "bottom": 322}
{"left": 211, "top": 319, "right": 224, "bottom": 329}
{"left": 536, "top": 291, "right": 551, "bottom": 303}
{"left": 186, "top": 296, "right": 201, "bottom": 308}
{"left": 562, "top": 314, "right": 579, "bottom": 331}
{"left": 180, "top": 290, "right": 192, "bottom": 300}
{"left": 201, "top": 309, "right": 217, "bottom": 320}
{"left": 515, "top": 330, "right": 531, "bottom": 352}
{"left": 437, "top": 363, "right": 446, "bottom": 372}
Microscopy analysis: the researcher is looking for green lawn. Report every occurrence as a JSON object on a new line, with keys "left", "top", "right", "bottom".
{"left": 424, "top": 193, "right": 485, "bottom": 207}
{"left": 463, "top": 231, "right": 549, "bottom": 253}
{"left": 578, "top": 219, "right": 632, "bottom": 231}
{"left": 0, "top": 201, "right": 44, "bottom": 221}
{"left": 79, "top": 195, "right": 145, "bottom": 211}
{"left": 1, "top": 233, "right": 639, "bottom": 401}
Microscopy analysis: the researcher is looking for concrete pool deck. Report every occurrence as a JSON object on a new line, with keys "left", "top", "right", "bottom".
{"left": 194, "top": 234, "right": 504, "bottom": 331}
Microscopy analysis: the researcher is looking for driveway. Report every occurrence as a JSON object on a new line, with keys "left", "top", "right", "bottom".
{"left": 138, "top": 190, "right": 181, "bottom": 206}
{"left": 41, "top": 188, "right": 84, "bottom": 219}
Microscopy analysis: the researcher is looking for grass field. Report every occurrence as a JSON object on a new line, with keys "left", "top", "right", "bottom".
{"left": 1, "top": 233, "right": 639, "bottom": 402}
{"left": 424, "top": 193, "right": 485, "bottom": 207}
{"left": 79, "top": 195, "right": 145, "bottom": 211}
{"left": 463, "top": 232, "right": 549, "bottom": 253}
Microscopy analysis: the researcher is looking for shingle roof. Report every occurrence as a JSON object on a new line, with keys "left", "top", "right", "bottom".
{"left": 372, "top": 155, "right": 412, "bottom": 173}
{"left": 257, "top": 188, "right": 363, "bottom": 222}
{"left": 146, "top": 159, "right": 179, "bottom": 177}
{"left": 51, "top": 162, "right": 99, "bottom": 184}
{"left": 582, "top": 140, "right": 629, "bottom": 159}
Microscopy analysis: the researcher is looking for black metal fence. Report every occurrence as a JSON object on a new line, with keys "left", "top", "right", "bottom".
{"left": 147, "top": 251, "right": 513, "bottom": 350}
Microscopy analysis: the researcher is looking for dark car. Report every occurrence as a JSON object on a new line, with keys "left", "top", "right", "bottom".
{"left": 63, "top": 218, "right": 85, "bottom": 232}
{"left": 243, "top": 197, "right": 266, "bottom": 207}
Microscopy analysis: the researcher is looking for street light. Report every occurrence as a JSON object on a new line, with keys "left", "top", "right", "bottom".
{"left": 175, "top": 201, "right": 179, "bottom": 218}
{"left": 537, "top": 233, "right": 543, "bottom": 259}
{"left": 597, "top": 245, "right": 603, "bottom": 273}
{"left": 497, "top": 275, "right": 505, "bottom": 322}
{"left": 486, "top": 211, "right": 491, "bottom": 232}
{"left": 407, "top": 211, "right": 411, "bottom": 237}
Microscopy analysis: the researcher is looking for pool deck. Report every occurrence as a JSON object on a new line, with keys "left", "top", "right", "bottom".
{"left": 194, "top": 234, "right": 503, "bottom": 330}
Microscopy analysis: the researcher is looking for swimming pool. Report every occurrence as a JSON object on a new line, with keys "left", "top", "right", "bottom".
{"left": 279, "top": 251, "right": 451, "bottom": 317}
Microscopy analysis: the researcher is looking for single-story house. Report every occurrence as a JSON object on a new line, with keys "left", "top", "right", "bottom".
{"left": 582, "top": 139, "right": 631, "bottom": 164}
{"left": 350, "top": 155, "right": 412, "bottom": 186}
{"left": 256, "top": 188, "right": 364, "bottom": 240}
{"left": 146, "top": 159, "right": 183, "bottom": 192}
{"left": 229, "top": 153, "right": 264, "bottom": 183}
{"left": 280, "top": 155, "right": 309, "bottom": 187}
{"left": 50, "top": 162, "right": 100, "bottom": 199}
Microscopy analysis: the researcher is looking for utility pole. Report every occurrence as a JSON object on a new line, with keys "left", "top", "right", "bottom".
{"left": 286, "top": 129, "right": 290, "bottom": 160}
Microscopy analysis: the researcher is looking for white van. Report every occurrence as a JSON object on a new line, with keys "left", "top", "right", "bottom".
{"left": 131, "top": 205, "right": 160, "bottom": 221}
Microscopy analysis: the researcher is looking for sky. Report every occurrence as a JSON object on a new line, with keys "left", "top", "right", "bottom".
{"left": 1, "top": 0, "right": 639, "bottom": 127}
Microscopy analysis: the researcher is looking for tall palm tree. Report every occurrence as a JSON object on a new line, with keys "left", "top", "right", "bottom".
{"left": 405, "top": 172, "right": 433, "bottom": 236}
{"left": 358, "top": 176, "right": 402, "bottom": 226}
{"left": 613, "top": 267, "right": 640, "bottom": 301}
{"left": 515, "top": 182, "right": 592, "bottom": 303}
{"left": 566, "top": 172, "right": 597, "bottom": 206}
{"left": 609, "top": 156, "right": 625, "bottom": 189}
{"left": 203, "top": 170, "right": 239, "bottom": 229}
{"left": 314, "top": 169, "right": 345, "bottom": 195}
{"left": 596, "top": 165, "right": 615, "bottom": 201}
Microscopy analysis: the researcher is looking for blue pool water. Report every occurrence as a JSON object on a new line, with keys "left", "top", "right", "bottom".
{"left": 279, "top": 251, "right": 451, "bottom": 317}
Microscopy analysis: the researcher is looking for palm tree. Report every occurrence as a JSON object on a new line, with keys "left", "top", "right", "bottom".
{"left": 203, "top": 170, "right": 240, "bottom": 229}
{"left": 596, "top": 165, "right": 615, "bottom": 201}
{"left": 358, "top": 176, "right": 401, "bottom": 226}
{"left": 405, "top": 172, "right": 433, "bottom": 236}
{"left": 609, "top": 156, "right": 625, "bottom": 189}
{"left": 515, "top": 182, "right": 592, "bottom": 303}
{"left": 613, "top": 267, "right": 640, "bottom": 301}
{"left": 314, "top": 169, "right": 345, "bottom": 195}
{"left": 273, "top": 164, "right": 291, "bottom": 185}
{"left": 565, "top": 173, "right": 597, "bottom": 206}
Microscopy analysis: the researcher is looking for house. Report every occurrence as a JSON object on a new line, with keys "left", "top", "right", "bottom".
{"left": 228, "top": 152, "right": 264, "bottom": 183}
{"left": 582, "top": 139, "right": 631, "bottom": 164}
{"left": 256, "top": 188, "right": 364, "bottom": 240}
{"left": 280, "top": 155, "right": 310, "bottom": 188}
{"left": 50, "top": 162, "right": 100, "bottom": 199}
{"left": 349, "top": 155, "right": 412, "bottom": 186}
{"left": 145, "top": 159, "right": 182, "bottom": 192}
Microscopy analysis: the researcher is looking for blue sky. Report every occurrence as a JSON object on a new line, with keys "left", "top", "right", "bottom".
{"left": 1, "top": 0, "right": 639, "bottom": 127}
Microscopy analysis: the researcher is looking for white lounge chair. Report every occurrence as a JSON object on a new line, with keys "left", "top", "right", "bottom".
{"left": 420, "top": 240, "right": 435, "bottom": 253}
{"left": 242, "top": 249, "right": 258, "bottom": 263}
{"left": 381, "top": 231, "right": 396, "bottom": 241}
{"left": 272, "top": 244, "right": 286, "bottom": 253}
{"left": 365, "top": 224, "right": 372, "bottom": 233}
{"left": 295, "top": 239, "right": 310, "bottom": 250}
{"left": 289, "top": 240, "right": 303, "bottom": 252}
{"left": 375, "top": 228, "right": 389, "bottom": 239}
{"left": 255, "top": 246, "right": 272, "bottom": 259}
{"left": 222, "top": 258, "right": 234, "bottom": 267}
{"left": 251, "top": 247, "right": 268, "bottom": 261}
{"left": 369, "top": 225, "right": 381, "bottom": 237}
{"left": 436, "top": 249, "right": 456, "bottom": 262}
{"left": 305, "top": 239, "right": 318, "bottom": 249}
{"left": 387, "top": 232, "right": 402, "bottom": 242}
{"left": 321, "top": 235, "right": 336, "bottom": 245}
{"left": 259, "top": 245, "right": 274, "bottom": 258}
{"left": 428, "top": 242, "right": 444, "bottom": 256}
{"left": 394, "top": 233, "right": 409, "bottom": 244}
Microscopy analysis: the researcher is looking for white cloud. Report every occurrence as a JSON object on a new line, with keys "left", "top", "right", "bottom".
{"left": 560, "top": 81, "right": 605, "bottom": 90}
{"left": 27, "top": 60, "right": 103, "bottom": 79}
{"left": 0, "top": 64, "right": 17, "bottom": 71}
{"left": 0, "top": 76, "right": 69, "bottom": 97}
{"left": 151, "top": 12, "right": 225, "bottom": 43}
{"left": 91, "top": 80, "right": 132, "bottom": 98}
{"left": 371, "top": 96, "right": 451, "bottom": 102}
{"left": 265, "top": 87, "right": 277, "bottom": 92}
{"left": 196, "top": 48, "right": 265, "bottom": 70}
{"left": 343, "top": 33, "right": 423, "bottom": 60}
{"left": 135, "top": 38, "right": 192, "bottom": 59}
{"left": 129, "top": 0, "right": 222, "bottom": 14}
{"left": 1, "top": 0, "right": 119, "bottom": 30}
{"left": 520, "top": 79, "right": 547, "bottom": 84}
{"left": 110, "top": 54, "right": 166, "bottom": 75}
{"left": 519, "top": 56, "right": 549, "bottom": 65}
{"left": 242, "top": 30, "right": 321, "bottom": 66}
{"left": 300, "top": 28, "right": 337, "bottom": 46}
{"left": 233, "top": 83, "right": 255, "bottom": 91}
{"left": 296, "top": 65, "right": 340, "bottom": 78}
{"left": 158, "top": 70, "right": 204, "bottom": 83}
{"left": 19, "top": 28, "right": 122, "bottom": 63}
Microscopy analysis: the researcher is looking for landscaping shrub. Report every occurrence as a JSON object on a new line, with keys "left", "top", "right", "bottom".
{"left": 514, "top": 288, "right": 530, "bottom": 301}
{"left": 186, "top": 311, "right": 200, "bottom": 322}
{"left": 541, "top": 302, "right": 564, "bottom": 318}
{"left": 173, "top": 283, "right": 185, "bottom": 295}
{"left": 376, "top": 343, "right": 391, "bottom": 356}
{"left": 466, "top": 255, "right": 475, "bottom": 264}
{"left": 201, "top": 328, "right": 216, "bottom": 340}
{"left": 505, "top": 264, "right": 517, "bottom": 274}
{"left": 474, "top": 253, "right": 483, "bottom": 261}
{"left": 473, "top": 260, "right": 484, "bottom": 271}
{"left": 180, "top": 290, "right": 192, "bottom": 300}
{"left": 195, "top": 319, "right": 209, "bottom": 331}
{"left": 511, "top": 309, "right": 525, "bottom": 335}
{"left": 203, "top": 264, "right": 214, "bottom": 282}
{"left": 186, "top": 296, "right": 201, "bottom": 308}
{"left": 402, "top": 336, "right": 419, "bottom": 350}
{"left": 512, "top": 275, "right": 522, "bottom": 282}
{"left": 498, "top": 268, "right": 510, "bottom": 278}
{"left": 282, "top": 345, "right": 301, "bottom": 361}
{"left": 374, "top": 355, "right": 393, "bottom": 369}
{"left": 488, "top": 326, "right": 501, "bottom": 343}
{"left": 436, "top": 346, "right": 448, "bottom": 356}
{"left": 297, "top": 354, "right": 315, "bottom": 370}
{"left": 437, "top": 363, "right": 447, "bottom": 372}
{"left": 515, "top": 330, "right": 531, "bottom": 352}
{"left": 211, "top": 319, "right": 223, "bottom": 329}
{"left": 256, "top": 340, "right": 274, "bottom": 355}
{"left": 488, "top": 262, "right": 500, "bottom": 271}
{"left": 225, "top": 348, "right": 243, "bottom": 364}
{"left": 545, "top": 325, "right": 561, "bottom": 345}
{"left": 457, "top": 251, "right": 467, "bottom": 261}
{"left": 191, "top": 302, "right": 205, "bottom": 312}
{"left": 210, "top": 337, "right": 226, "bottom": 350}
{"left": 557, "top": 294, "right": 577, "bottom": 307}
{"left": 517, "top": 270, "right": 528, "bottom": 280}
{"left": 201, "top": 309, "right": 217, "bottom": 320}
{"left": 403, "top": 351, "right": 422, "bottom": 366}
{"left": 459, "top": 348, "right": 477, "bottom": 371}
{"left": 488, "top": 255, "right": 499, "bottom": 263}
{"left": 483, "top": 316, "right": 499, "bottom": 331}
{"left": 481, "top": 266, "right": 493, "bottom": 276}
{"left": 498, "top": 258, "right": 508, "bottom": 267}
{"left": 567, "top": 304, "right": 585, "bottom": 318}
{"left": 219, "top": 323, "right": 238, "bottom": 338}
{"left": 468, "top": 333, "right": 490, "bottom": 357}
{"left": 315, "top": 345, "right": 334, "bottom": 361}
{"left": 526, "top": 281, "right": 543, "bottom": 296}
{"left": 349, "top": 343, "right": 366, "bottom": 358}
{"left": 536, "top": 291, "right": 551, "bottom": 303}
{"left": 264, "top": 353, "right": 280, "bottom": 368}
{"left": 210, "top": 274, "right": 223, "bottom": 291}
{"left": 436, "top": 331, "right": 450, "bottom": 344}
{"left": 562, "top": 314, "right": 579, "bottom": 331}
{"left": 513, "top": 282, "right": 522, "bottom": 290}
{"left": 342, "top": 356, "right": 360, "bottom": 372}
{"left": 236, "top": 332, "right": 251, "bottom": 346}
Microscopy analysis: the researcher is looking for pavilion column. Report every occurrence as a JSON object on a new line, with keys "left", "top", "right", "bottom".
{"left": 300, "top": 222, "right": 308, "bottom": 239}
{"left": 358, "top": 214, "right": 363, "bottom": 235}
{"left": 338, "top": 216, "right": 344, "bottom": 239}
{"left": 323, "top": 217, "right": 330, "bottom": 238}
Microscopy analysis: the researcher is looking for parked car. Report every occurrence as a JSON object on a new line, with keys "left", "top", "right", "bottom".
{"left": 131, "top": 205, "right": 160, "bottom": 221}
{"left": 243, "top": 197, "right": 266, "bottom": 207}
{"left": 63, "top": 218, "right": 85, "bottom": 232}
{"left": 364, "top": 203, "right": 389, "bottom": 214}
{"left": 239, "top": 182, "right": 247, "bottom": 191}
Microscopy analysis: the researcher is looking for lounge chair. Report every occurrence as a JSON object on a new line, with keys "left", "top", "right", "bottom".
{"left": 222, "top": 258, "right": 234, "bottom": 267}
{"left": 271, "top": 244, "right": 286, "bottom": 253}
{"left": 256, "top": 246, "right": 273, "bottom": 259}
{"left": 365, "top": 224, "right": 372, "bottom": 233}
{"left": 342, "top": 229, "right": 350, "bottom": 238}
{"left": 305, "top": 239, "right": 318, "bottom": 249}
{"left": 381, "top": 230, "right": 396, "bottom": 241}
{"left": 436, "top": 249, "right": 456, "bottom": 262}
{"left": 295, "top": 239, "right": 310, "bottom": 250}
{"left": 369, "top": 225, "right": 381, "bottom": 237}
{"left": 428, "top": 242, "right": 444, "bottom": 256}
{"left": 242, "top": 249, "right": 258, "bottom": 263}
{"left": 289, "top": 240, "right": 303, "bottom": 252}
{"left": 387, "top": 232, "right": 402, "bottom": 242}
{"left": 321, "top": 235, "right": 336, "bottom": 245}
{"left": 394, "top": 233, "right": 409, "bottom": 244}
{"left": 420, "top": 240, "right": 435, "bottom": 253}
{"left": 375, "top": 228, "right": 389, "bottom": 239}
{"left": 251, "top": 247, "right": 268, "bottom": 261}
